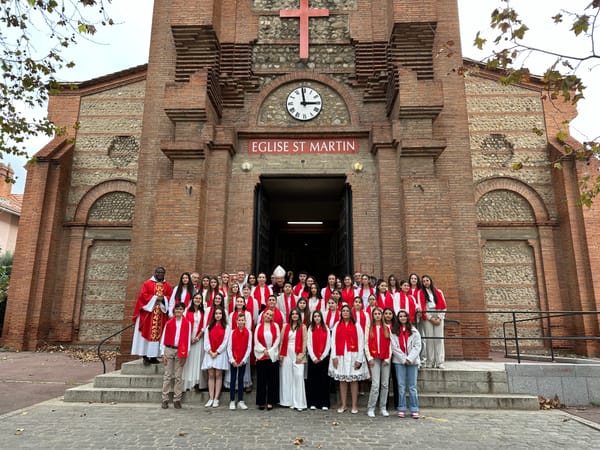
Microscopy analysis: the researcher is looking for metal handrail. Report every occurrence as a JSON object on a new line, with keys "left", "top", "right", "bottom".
{"left": 419, "top": 310, "right": 599, "bottom": 364}
{"left": 97, "top": 323, "right": 134, "bottom": 374}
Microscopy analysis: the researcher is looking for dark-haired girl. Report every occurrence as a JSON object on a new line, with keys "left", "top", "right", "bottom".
{"left": 391, "top": 310, "right": 422, "bottom": 418}
{"left": 227, "top": 312, "right": 252, "bottom": 410}
{"left": 365, "top": 307, "right": 391, "bottom": 417}
{"left": 308, "top": 282, "right": 325, "bottom": 313}
{"left": 329, "top": 304, "right": 369, "bottom": 414}
{"left": 183, "top": 292, "right": 206, "bottom": 392}
{"left": 169, "top": 272, "right": 194, "bottom": 315}
{"left": 254, "top": 309, "right": 281, "bottom": 410}
{"left": 279, "top": 308, "right": 307, "bottom": 410}
{"left": 202, "top": 306, "right": 230, "bottom": 408}
{"left": 306, "top": 310, "right": 331, "bottom": 410}
{"left": 421, "top": 275, "right": 447, "bottom": 369}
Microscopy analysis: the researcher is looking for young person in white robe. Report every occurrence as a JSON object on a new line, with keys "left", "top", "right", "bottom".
{"left": 278, "top": 308, "right": 308, "bottom": 411}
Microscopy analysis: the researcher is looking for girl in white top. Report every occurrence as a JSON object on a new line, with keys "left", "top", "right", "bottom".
{"left": 365, "top": 308, "right": 392, "bottom": 418}
{"left": 307, "top": 283, "right": 325, "bottom": 313}
{"left": 182, "top": 293, "right": 206, "bottom": 391}
{"left": 306, "top": 310, "right": 331, "bottom": 410}
{"left": 202, "top": 306, "right": 231, "bottom": 408}
{"left": 228, "top": 296, "right": 253, "bottom": 391}
{"left": 329, "top": 304, "right": 369, "bottom": 414}
{"left": 278, "top": 308, "right": 308, "bottom": 411}
{"left": 227, "top": 312, "right": 252, "bottom": 410}
{"left": 254, "top": 309, "right": 281, "bottom": 410}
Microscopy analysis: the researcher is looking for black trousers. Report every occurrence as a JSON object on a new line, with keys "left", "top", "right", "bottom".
{"left": 256, "top": 359, "right": 280, "bottom": 406}
{"left": 306, "top": 356, "right": 331, "bottom": 408}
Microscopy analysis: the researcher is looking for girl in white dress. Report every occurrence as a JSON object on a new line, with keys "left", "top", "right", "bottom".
{"left": 329, "top": 304, "right": 369, "bottom": 414}
{"left": 279, "top": 308, "right": 307, "bottom": 410}
{"left": 202, "top": 306, "right": 230, "bottom": 408}
{"left": 307, "top": 283, "right": 325, "bottom": 313}
{"left": 183, "top": 293, "right": 206, "bottom": 391}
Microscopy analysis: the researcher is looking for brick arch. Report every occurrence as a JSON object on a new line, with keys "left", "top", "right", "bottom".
{"left": 74, "top": 179, "right": 137, "bottom": 223}
{"left": 474, "top": 177, "right": 550, "bottom": 223}
{"left": 249, "top": 71, "right": 360, "bottom": 126}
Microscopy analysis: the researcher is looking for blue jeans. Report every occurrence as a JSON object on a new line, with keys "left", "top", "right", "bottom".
{"left": 229, "top": 364, "right": 246, "bottom": 402}
{"left": 393, "top": 363, "right": 419, "bottom": 412}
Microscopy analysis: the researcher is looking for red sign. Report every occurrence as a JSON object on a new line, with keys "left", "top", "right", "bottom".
{"left": 280, "top": 0, "right": 329, "bottom": 59}
{"left": 248, "top": 138, "right": 359, "bottom": 154}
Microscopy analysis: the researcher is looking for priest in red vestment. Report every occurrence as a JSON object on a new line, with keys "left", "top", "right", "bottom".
{"left": 131, "top": 267, "right": 174, "bottom": 365}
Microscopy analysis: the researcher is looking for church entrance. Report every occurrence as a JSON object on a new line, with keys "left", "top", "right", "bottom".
{"left": 253, "top": 175, "right": 353, "bottom": 284}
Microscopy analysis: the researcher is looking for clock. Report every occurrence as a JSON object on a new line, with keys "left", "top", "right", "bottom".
{"left": 286, "top": 86, "right": 323, "bottom": 121}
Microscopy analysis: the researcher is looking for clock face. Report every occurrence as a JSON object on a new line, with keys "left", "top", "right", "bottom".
{"left": 286, "top": 87, "right": 322, "bottom": 121}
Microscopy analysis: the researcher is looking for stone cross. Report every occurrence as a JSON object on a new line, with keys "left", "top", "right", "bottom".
{"left": 280, "top": 0, "right": 330, "bottom": 59}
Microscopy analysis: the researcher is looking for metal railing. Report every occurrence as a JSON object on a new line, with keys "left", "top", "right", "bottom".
{"left": 421, "top": 310, "right": 600, "bottom": 363}
{"left": 97, "top": 323, "right": 134, "bottom": 373}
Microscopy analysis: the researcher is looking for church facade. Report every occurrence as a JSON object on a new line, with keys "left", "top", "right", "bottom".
{"left": 2, "top": 0, "right": 598, "bottom": 360}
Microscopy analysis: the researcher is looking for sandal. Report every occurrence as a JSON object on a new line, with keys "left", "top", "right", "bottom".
{"left": 397, "top": 411, "right": 405, "bottom": 418}
{"left": 411, "top": 412, "right": 420, "bottom": 419}
{"left": 337, "top": 407, "right": 347, "bottom": 413}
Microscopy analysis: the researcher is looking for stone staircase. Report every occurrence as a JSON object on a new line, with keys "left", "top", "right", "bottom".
{"left": 64, "top": 360, "right": 539, "bottom": 410}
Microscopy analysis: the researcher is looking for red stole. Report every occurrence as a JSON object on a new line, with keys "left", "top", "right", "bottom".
{"left": 205, "top": 290, "right": 217, "bottom": 308}
{"left": 208, "top": 322, "right": 226, "bottom": 352}
{"left": 325, "top": 309, "right": 340, "bottom": 329}
{"left": 358, "top": 286, "right": 374, "bottom": 300}
{"left": 163, "top": 316, "right": 190, "bottom": 358}
{"left": 231, "top": 327, "right": 250, "bottom": 364}
{"left": 132, "top": 278, "right": 173, "bottom": 320}
{"left": 253, "top": 285, "right": 271, "bottom": 306}
{"left": 335, "top": 321, "right": 359, "bottom": 354}
{"left": 279, "top": 324, "right": 303, "bottom": 357}
{"left": 186, "top": 310, "right": 204, "bottom": 339}
{"left": 368, "top": 324, "right": 390, "bottom": 360}
{"left": 340, "top": 287, "right": 355, "bottom": 307}
{"left": 281, "top": 294, "right": 296, "bottom": 317}
{"left": 293, "top": 282, "right": 304, "bottom": 296}
{"left": 399, "top": 292, "right": 417, "bottom": 322}
{"left": 398, "top": 326, "right": 410, "bottom": 353}
{"left": 311, "top": 325, "right": 328, "bottom": 359}
{"left": 227, "top": 294, "right": 241, "bottom": 313}
{"left": 377, "top": 292, "right": 394, "bottom": 310}
{"left": 256, "top": 321, "right": 277, "bottom": 360}
{"left": 352, "top": 308, "right": 368, "bottom": 331}
{"left": 270, "top": 307, "right": 284, "bottom": 329}
{"left": 323, "top": 287, "right": 335, "bottom": 302}
{"left": 365, "top": 305, "right": 376, "bottom": 318}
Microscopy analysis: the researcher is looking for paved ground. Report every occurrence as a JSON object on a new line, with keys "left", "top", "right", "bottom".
{"left": 1, "top": 351, "right": 599, "bottom": 449}
{"left": 1, "top": 399, "right": 599, "bottom": 449}
{"left": 0, "top": 350, "right": 114, "bottom": 415}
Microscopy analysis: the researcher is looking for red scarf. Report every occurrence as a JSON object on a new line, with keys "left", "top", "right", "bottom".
{"left": 269, "top": 307, "right": 284, "bottom": 329}
{"left": 358, "top": 286, "right": 374, "bottom": 300}
{"left": 335, "top": 320, "right": 358, "bottom": 354}
{"left": 231, "top": 326, "right": 250, "bottom": 364}
{"left": 254, "top": 285, "right": 271, "bottom": 306}
{"left": 281, "top": 293, "right": 296, "bottom": 317}
{"left": 208, "top": 322, "right": 226, "bottom": 352}
{"left": 293, "top": 282, "right": 304, "bottom": 296}
{"left": 323, "top": 287, "right": 335, "bottom": 302}
{"left": 340, "top": 287, "right": 355, "bottom": 307}
{"left": 311, "top": 325, "right": 328, "bottom": 359}
{"left": 399, "top": 292, "right": 417, "bottom": 322}
{"left": 368, "top": 324, "right": 390, "bottom": 359}
{"left": 352, "top": 308, "right": 368, "bottom": 331}
{"left": 398, "top": 326, "right": 410, "bottom": 353}
{"left": 256, "top": 321, "right": 278, "bottom": 360}
{"left": 377, "top": 292, "right": 394, "bottom": 310}
{"left": 185, "top": 310, "right": 204, "bottom": 338}
{"left": 325, "top": 309, "right": 340, "bottom": 329}
{"left": 279, "top": 324, "right": 303, "bottom": 357}
{"left": 163, "top": 316, "right": 190, "bottom": 358}
{"left": 205, "top": 290, "right": 217, "bottom": 308}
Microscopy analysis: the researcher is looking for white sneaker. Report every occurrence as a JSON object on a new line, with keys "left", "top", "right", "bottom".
{"left": 212, "top": 400, "right": 220, "bottom": 408}
{"left": 204, "top": 399, "right": 213, "bottom": 407}
{"left": 367, "top": 409, "right": 375, "bottom": 418}
{"left": 437, "top": 363, "right": 446, "bottom": 369}
{"left": 380, "top": 408, "right": 390, "bottom": 417}
{"left": 310, "top": 406, "right": 316, "bottom": 410}
{"left": 322, "top": 407, "right": 328, "bottom": 411}
{"left": 238, "top": 401, "right": 248, "bottom": 410}
{"left": 229, "top": 401, "right": 236, "bottom": 410}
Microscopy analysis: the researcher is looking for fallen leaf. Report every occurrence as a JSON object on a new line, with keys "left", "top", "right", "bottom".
{"left": 15, "top": 428, "right": 24, "bottom": 435}
{"left": 20, "top": 411, "right": 28, "bottom": 415}
{"left": 293, "top": 437, "right": 304, "bottom": 445}
{"left": 178, "top": 432, "right": 186, "bottom": 437}
{"left": 331, "top": 421, "right": 339, "bottom": 426}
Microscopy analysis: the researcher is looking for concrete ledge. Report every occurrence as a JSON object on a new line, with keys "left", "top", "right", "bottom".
{"left": 506, "top": 363, "right": 600, "bottom": 406}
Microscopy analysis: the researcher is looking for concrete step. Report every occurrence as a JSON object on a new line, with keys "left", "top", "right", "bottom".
{"left": 120, "top": 359, "right": 163, "bottom": 375}
{"left": 93, "top": 373, "right": 163, "bottom": 389}
{"left": 419, "top": 393, "right": 539, "bottom": 410}
{"left": 417, "top": 369, "right": 509, "bottom": 394}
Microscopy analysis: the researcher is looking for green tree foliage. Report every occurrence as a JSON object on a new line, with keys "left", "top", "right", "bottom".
{"left": 0, "top": 0, "right": 113, "bottom": 177}
{"left": 475, "top": 0, "right": 600, "bottom": 205}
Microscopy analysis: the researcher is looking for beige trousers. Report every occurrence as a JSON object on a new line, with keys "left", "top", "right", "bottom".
{"left": 162, "top": 346, "right": 185, "bottom": 401}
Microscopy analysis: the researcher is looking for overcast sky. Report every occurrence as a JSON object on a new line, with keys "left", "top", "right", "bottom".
{"left": 5, "top": 0, "right": 597, "bottom": 194}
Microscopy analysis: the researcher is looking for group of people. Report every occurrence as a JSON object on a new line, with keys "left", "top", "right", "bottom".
{"left": 131, "top": 266, "right": 448, "bottom": 418}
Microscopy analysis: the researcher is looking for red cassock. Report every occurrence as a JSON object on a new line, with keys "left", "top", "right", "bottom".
{"left": 162, "top": 316, "right": 191, "bottom": 358}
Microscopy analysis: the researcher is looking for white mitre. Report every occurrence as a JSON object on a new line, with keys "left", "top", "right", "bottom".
{"left": 272, "top": 265, "right": 286, "bottom": 277}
